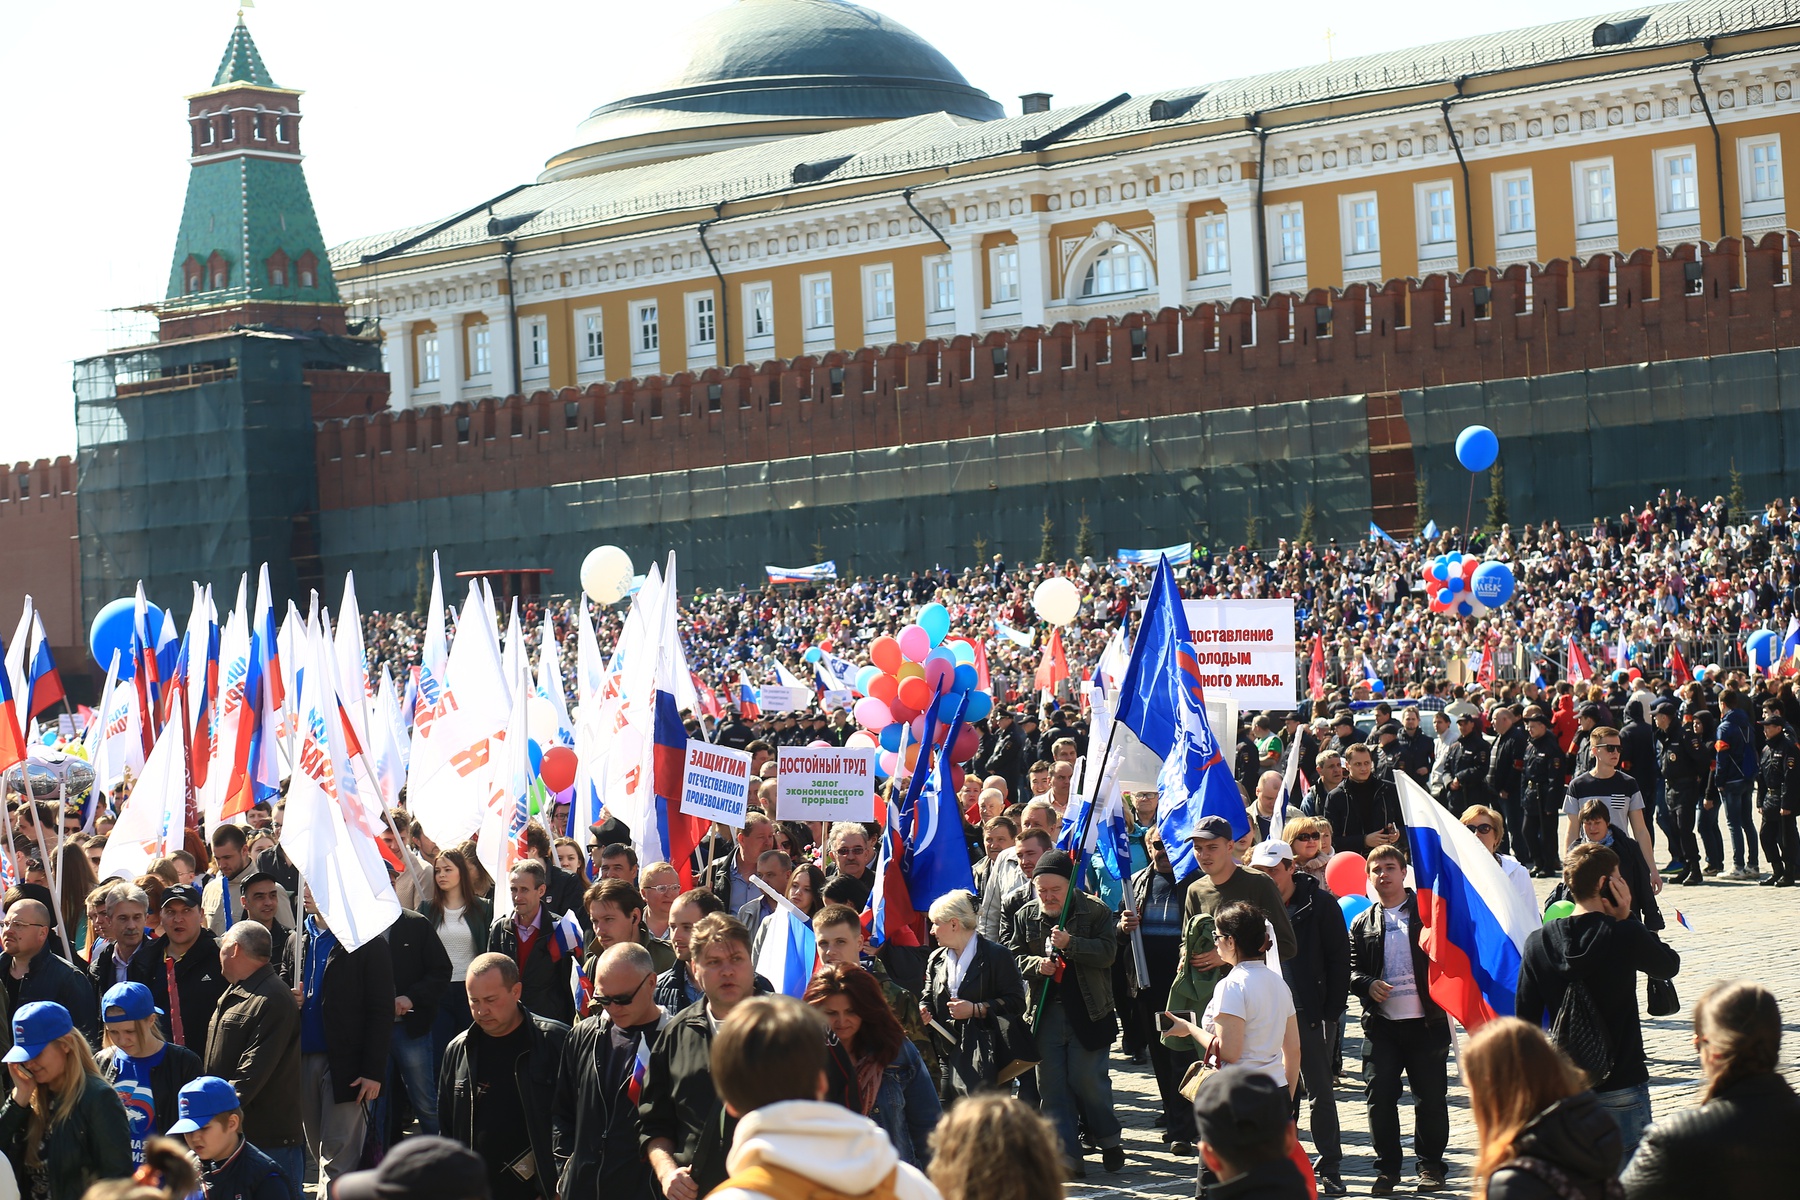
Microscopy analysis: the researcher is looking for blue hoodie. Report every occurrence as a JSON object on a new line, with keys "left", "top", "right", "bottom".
{"left": 1716, "top": 706, "right": 1758, "bottom": 783}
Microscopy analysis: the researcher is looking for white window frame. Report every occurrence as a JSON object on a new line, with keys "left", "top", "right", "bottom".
{"left": 1573, "top": 158, "right": 1619, "bottom": 238}
{"left": 416, "top": 330, "right": 440, "bottom": 384}
{"left": 630, "top": 300, "right": 660, "bottom": 370}
{"left": 522, "top": 316, "right": 550, "bottom": 375}
{"left": 1740, "top": 135, "right": 1785, "bottom": 220}
{"left": 1340, "top": 193, "right": 1381, "bottom": 271}
{"left": 862, "top": 264, "right": 896, "bottom": 336}
{"left": 1492, "top": 170, "right": 1537, "bottom": 258}
{"left": 803, "top": 273, "right": 834, "bottom": 334}
{"left": 469, "top": 322, "right": 492, "bottom": 377}
{"left": 1653, "top": 147, "right": 1701, "bottom": 225}
{"left": 743, "top": 282, "right": 775, "bottom": 352}
{"left": 687, "top": 292, "right": 716, "bottom": 352}
{"left": 926, "top": 257, "right": 955, "bottom": 315}
{"left": 1415, "top": 181, "right": 1457, "bottom": 258}
{"left": 1267, "top": 203, "right": 1307, "bottom": 279}
{"left": 1079, "top": 241, "right": 1151, "bottom": 297}
{"left": 989, "top": 244, "right": 1021, "bottom": 305}
{"left": 1196, "top": 215, "right": 1229, "bottom": 279}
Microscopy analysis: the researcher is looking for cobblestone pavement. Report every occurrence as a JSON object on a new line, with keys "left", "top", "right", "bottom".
{"left": 1065, "top": 872, "right": 1800, "bottom": 1199}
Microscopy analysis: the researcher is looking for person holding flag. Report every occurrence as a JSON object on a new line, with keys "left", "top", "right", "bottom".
{"left": 552, "top": 942, "right": 665, "bottom": 1200}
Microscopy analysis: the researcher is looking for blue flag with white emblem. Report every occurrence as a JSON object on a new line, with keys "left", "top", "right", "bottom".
{"left": 1113, "top": 556, "right": 1248, "bottom": 878}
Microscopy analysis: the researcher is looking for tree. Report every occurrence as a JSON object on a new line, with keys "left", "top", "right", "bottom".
{"left": 1297, "top": 499, "right": 1317, "bottom": 546}
{"left": 1244, "top": 513, "right": 1260, "bottom": 551}
{"left": 413, "top": 553, "right": 429, "bottom": 619}
{"left": 1729, "top": 459, "right": 1747, "bottom": 524}
{"left": 811, "top": 531, "right": 828, "bottom": 566}
{"left": 1039, "top": 508, "right": 1056, "bottom": 564}
{"left": 972, "top": 532, "right": 989, "bottom": 564}
{"left": 1074, "top": 504, "right": 1096, "bottom": 558}
{"left": 1484, "top": 459, "right": 1508, "bottom": 531}
{"left": 1415, "top": 467, "right": 1430, "bottom": 536}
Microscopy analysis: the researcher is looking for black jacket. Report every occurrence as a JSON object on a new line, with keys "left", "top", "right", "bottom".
{"left": 1621, "top": 1071, "right": 1800, "bottom": 1199}
{"left": 922, "top": 933, "right": 1028, "bottom": 1094}
{"left": 3, "top": 947, "right": 100, "bottom": 1047}
{"left": 1438, "top": 729, "right": 1491, "bottom": 810}
{"left": 441, "top": 1010, "right": 569, "bottom": 1200}
{"left": 1757, "top": 729, "right": 1800, "bottom": 813}
{"left": 1348, "top": 890, "right": 1448, "bottom": 1032}
{"left": 1658, "top": 720, "right": 1711, "bottom": 798}
{"left": 542, "top": 861, "right": 591, "bottom": 937}
{"left": 200, "top": 1138, "right": 301, "bottom": 1200}
{"left": 1516, "top": 911, "right": 1680, "bottom": 1093}
{"left": 1322, "top": 776, "right": 1403, "bottom": 855}
{"left": 1395, "top": 729, "right": 1436, "bottom": 789}
{"left": 1211, "top": 1157, "right": 1310, "bottom": 1200}
{"left": 553, "top": 1012, "right": 667, "bottom": 1200}
{"left": 0, "top": 1072, "right": 132, "bottom": 1200}
{"left": 1521, "top": 732, "right": 1569, "bottom": 812}
{"left": 1486, "top": 1090, "right": 1624, "bottom": 1200}
{"left": 1619, "top": 702, "right": 1661, "bottom": 789}
{"left": 146, "top": 929, "right": 227, "bottom": 1051}
{"left": 1280, "top": 872, "right": 1350, "bottom": 1024}
{"left": 385, "top": 908, "right": 452, "bottom": 1038}
{"left": 280, "top": 921, "right": 395, "bottom": 1104}
{"left": 204, "top": 963, "right": 303, "bottom": 1149}
{"left": 1487, "top": 722, "right": 1530, "bottom": 804}
{"left": 487, "top": 911, "right": 577, "bottom": 1026}
{"left": 96, "top": 1040, "right": 202, "bottom": 1138}
{"left": 637, "top": 999, "right": 732, "bottom": 1194}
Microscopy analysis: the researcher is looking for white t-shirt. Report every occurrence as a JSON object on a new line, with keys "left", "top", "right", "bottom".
{"left": 1379, "top": 904, "right": 1424, "bottom": 1021}
{"left": 1202, "top": 960, "right": 1295, "bottom": 1086}
{"left": 436, "top": 906, "right": 477, "bottom": 983}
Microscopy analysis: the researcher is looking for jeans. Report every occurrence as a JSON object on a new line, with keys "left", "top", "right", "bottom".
{"left": 1720, "top": 781, "right": 1758, "bottom": 870}
{"left": 1034, "top": 1002, "right": 1123, "bottom": 1160}
{"left": 384, "top": 1023, "right": 439, "bottom": 1136}
{"left": 1594, "top": 1081, "right": 1653, "bottom": 1168}
{"left": 1363, "top": 1019, "right": 1449, "bottom": 1178}
{"left": 300, "top": 1054, "right": 366, "bottom": 1194}
{"left": 266, "top": 1145, "right": 306, "bottom": 1196}
{"left": 1295, "top": 1017, "right": 1343, "bottom": 1175}
{"left": 430, "top": 983, "right": 470, "bottom": 1069}
{"left": 1698, "top": 796, "right": 1726, "bottom": 869}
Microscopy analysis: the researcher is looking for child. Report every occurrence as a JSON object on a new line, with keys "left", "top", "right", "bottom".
{"left": 168, "top": 1077, "right": 298, "bottom": 1200}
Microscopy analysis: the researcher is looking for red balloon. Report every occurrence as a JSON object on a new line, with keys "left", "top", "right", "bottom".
{"left": 871, "top": 637, "right": 903, "bottom": 675}
{"left": 897, "top": 675, "right": 933, "bottom": 713}
{"left": 949, "top": 763, "right": 966, "bottom": 793}
{"left": 1324, "top": 850, "right": 1368, "bottom": 898}
{"left": 869, "top": 673, "right": 899, "bottom": 705}
{"left": 952, "top": 726, "right": 980, "bottom": 762}
{"left": 820, "top": 639, "right": 835, "bottom": 654}
{"left": 540, "top": 745, "right": 578, "bottom": 792}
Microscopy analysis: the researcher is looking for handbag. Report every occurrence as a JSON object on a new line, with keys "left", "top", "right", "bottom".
{"left": 1549, "top": 978, "right": 1616, "bottom": 1082}
{"left": 1646, "top": 976, "right": 1680, "bottom": 1017}
{"left": 992, "top": 1012, "right": 1041, "bottom": 1085}
{"left": 1177, "top": 1045, "right": 1223, "bottom": 1103}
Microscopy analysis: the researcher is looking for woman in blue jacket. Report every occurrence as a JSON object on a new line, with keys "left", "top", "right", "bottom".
{"left": 805, "top": 963, "right": 943, "bottom": 1166}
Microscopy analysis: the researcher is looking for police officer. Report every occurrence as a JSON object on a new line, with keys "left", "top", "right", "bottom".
{"left": 1519, "top": 708, "right": 1568, "bottom": 879}
{"left": 1756, "top": 707, "right": 1799, "bottom": 887}
{"left": 1658, "top": 699, "right": 1711, "bottom": 888}
{"left": 1437, "top": 704, "right": 1491, "bottom": 814}
{"left": 1485, "top": 706, "right": 1529, "bottom": 865}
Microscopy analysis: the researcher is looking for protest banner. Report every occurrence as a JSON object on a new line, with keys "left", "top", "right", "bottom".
{"left": 1176, "top": 598, "right": 1297, "bottom": 709}
{"left": 776, "top": 745, "right": 877, "bottom": 822}
{"left": 755, "top": 684, "right": 811, "bottom": 713}
{"left": 681, "top": 742, "right": 753, "bottom": 828}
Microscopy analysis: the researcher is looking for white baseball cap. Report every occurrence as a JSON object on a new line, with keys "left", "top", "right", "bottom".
{"left": 1248, "top": 839, "right": 1294, "bottom": 868}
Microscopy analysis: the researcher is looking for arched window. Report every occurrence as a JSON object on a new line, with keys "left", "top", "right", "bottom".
{"left": 1081, "top": 242, "right": 1149, "bottom": 297}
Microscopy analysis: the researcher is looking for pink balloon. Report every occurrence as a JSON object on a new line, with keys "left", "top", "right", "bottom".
{"left": 897, "top": 623, "right": 932, "bottom": 663}
{"left": 924, "top": 657, "right": 956, "bottom": 694}
{"left": 845, "top": 731, "right": 877, "bottom": 748}
{"left": 879, "top": 750, "right": 899, "bottom": 775}
{"left": 854, "top": 696, "right": 893, "bottom": 731}
{"left": 952, "top": 726, "right": 980, "bottom": 761}
{"left": 808, "top": 739, "right": 832, "bottom": 748}
{"left": 910, "top": 714, "right": 928, "bottom": 740}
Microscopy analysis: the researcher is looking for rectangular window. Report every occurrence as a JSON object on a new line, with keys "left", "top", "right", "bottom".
{"left": 1750, "top": 140, "right": 1784, "bottom": 202}
{"left": 1200, "top": 217, "right": 1229, "bottom": 275}
{"left": 1581, "top": 163, "right": 1617, "bottom": 225}
{"left": 637, "top": 304, "right": 659, "bottom": 353}
{"left": 692, "top": 295, "right": 716, "bottom": 345}
{"left": 581, "top": 313, "right": 604, "bottom": 361}
{"left": 1276, "top": 207, "right": 1305, "bottom": 264}
{"left": 1348, "top": 198, "right": 1379, "bottom": 254}
{"left": 867, "top": 268, "right": 895, "bottom": 320}
{"left": 1663, "top": 151, "right": 1699, "bottom": 214}
{"left": 930, "top": 260, "right": 955, "bottom": 312}
{"left": 417, "top": 332, "right": 440, "bottom": 383}
{"left": 1503, "top": 174, "right": 1534, "bottom": 233}
{"left": 470, "top": 324, "right": 492, "bottom": 375}
{"left": 1425, "top": 186, "right": 1455, "bottom": 245}
{"left": 527, "top": 318, "right": 549, "bottom": 368}
{"left": 807, "top": 276, "right": 834, "bottom": 329}
{"left": 992, "top": 246, "right": 1020, "bottom": 302}
{"left": 748, "top": 285, "right": 774, "bottom": 338}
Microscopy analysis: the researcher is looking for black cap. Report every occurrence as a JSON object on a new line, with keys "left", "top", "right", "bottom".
{"left": 1376, "top": 720, "right": 1401, "bottom": 738}
{"left": 236, "top": 869, "right": 278, "bottom": 891}
{"left": 332, "top": 1137, "right": 490, "bottom": 1200}
{"left": 1577, "top": 703, "right": 1602, "bottom": 720}
{"left": 1032, "top": 849, "right": 1075, "bottom": 880}
{"left": 1191, "top": 1066, "right": 1293, "bottom": 1166}
{"left": 1332, "top": 713, "right": 1355, "bottom": 728}
{"left": 160, "top": 884, "right": 202, "bottom": 910}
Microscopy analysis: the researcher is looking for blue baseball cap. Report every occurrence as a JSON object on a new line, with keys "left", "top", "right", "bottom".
{"left": 3, "top": 1002, "right": 73, "bottom": 1063}
{"left": 167, "top": 1076, "right": 242, "bottom": 1134}
{"left": 102, "top": 982, "right": 163, "bottom": 1024}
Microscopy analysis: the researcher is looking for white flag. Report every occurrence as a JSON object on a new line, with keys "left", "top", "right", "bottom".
{"left": 86, "top": 651, "right": 144, "bottom": 795}
{"left": 201, "top": 577, "right": 253, "bottom": 834}
{"left": 97, "top": 719, "right": 187, "bottom": 882}
{"left": 407, "top": 584, "right": 509, "bottom": 848}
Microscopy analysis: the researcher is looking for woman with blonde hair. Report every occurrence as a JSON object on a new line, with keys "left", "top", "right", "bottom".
{"left": 927, "top": 1093, "right": 1064, "bottom": 1199}
{"left": 1622, "top": 981, "right": 1800, "bottom": 1197}
{"left": 1460, "top": 804, "right": 1536, "bottom": 917}
{"left": 94, "top": 984, "right": 201, "bottom": 1165}
{"left": 0, "top": 1001, "right": 132, "bottom": 1200}
{"left": 1464, "top": 1017, "right": 1621, "bottom": 1198}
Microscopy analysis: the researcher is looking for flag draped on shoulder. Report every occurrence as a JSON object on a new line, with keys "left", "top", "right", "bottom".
{"left": 752, "top": 877, "right": 819, "bottom": 998}
{"left": 1113, "top": 555, "right": 1244, "bottom": 879}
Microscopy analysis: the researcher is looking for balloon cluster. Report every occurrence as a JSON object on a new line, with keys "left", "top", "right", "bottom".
{"left": 830, "top": 602, "right": 993, "bottom": 787}
{"left": 1422, "top": 553, "right": 1518, "bottom": 618}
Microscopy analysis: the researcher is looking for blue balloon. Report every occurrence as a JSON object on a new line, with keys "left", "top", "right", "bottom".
{"left": 1456, "top": 424, "right": 1499, "bottom": 472}
{"left": 1470, "top": 560, "right": 1517, "bottom": 607}
{"left": 1748, "top": 628, "right": 1778, "bottom": 670}
{"left": 1370, "top": 680, "right": 1386, "bottom": 694}
{"left": 963, "top": 690, "right": 993, "bottom": 723}
{"left": 855, "top": 666, "right": 881, "bottom": 695}
{"left": 1339, "top": 894, "right": 1374, "bottom": 920}
{"left": 803, "top": 647, "right": 823, "bottom": 664}
{"left": 1446, "top": 575, "right": 1464, "bottom": 594}
{"left": 528, "top": 739, "right": 544, "bottom": 776}
{"left": 947, "top": 640, "right": 976, "bottom": 666}
{"left": 880, "top": 722, "right": 904, "bottom": 752}
{"left": 89, "top": 597, "right": 164, "bottom": 680}
{"left": 936, "top": 693, "right": 963, "bottom": 722}
{"left": 917, "top": 603, "right": 952, "bottom": 646}
{"left": 40, "top": 729, "right": 57, "bottom": 746}
{"left": 953, "top": 663, "right": 978, "bottom": 693}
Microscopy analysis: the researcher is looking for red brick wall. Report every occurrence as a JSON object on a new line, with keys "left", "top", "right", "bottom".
{"left": 0, "top": 457, "right": 82, "bottom": 670}
{"left": 315, "top": 235, "right": 1800, "bottom": 511}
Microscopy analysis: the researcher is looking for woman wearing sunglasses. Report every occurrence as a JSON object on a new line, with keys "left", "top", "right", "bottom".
{"left": 1461, "top": 805, "right": 1537, "bottom": 918}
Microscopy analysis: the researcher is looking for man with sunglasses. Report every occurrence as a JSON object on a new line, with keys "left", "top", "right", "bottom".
{"left": 552, "top": 943, "right": 665, "bottom": 1200}
{"left": 1563, "top": 726, "right": 1662, "bottom": 895}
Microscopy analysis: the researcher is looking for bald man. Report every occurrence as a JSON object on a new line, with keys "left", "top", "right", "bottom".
{"left": 1, "top": 896, "right": 99, "bottom": 1044}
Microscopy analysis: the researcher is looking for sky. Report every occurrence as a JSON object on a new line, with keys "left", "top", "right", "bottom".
{"left": 0, "top": 0, "right": 1612, "bottom": 464}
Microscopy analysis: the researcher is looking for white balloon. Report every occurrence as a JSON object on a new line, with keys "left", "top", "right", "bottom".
{"left": 1033, "top": 576, "right": 1082, "bottom": 626}
{"left": 527, "top": 697, "right": 562, "bottom": 745}
{"left": 580, "top": 545, "right": 635, "bottom": 604}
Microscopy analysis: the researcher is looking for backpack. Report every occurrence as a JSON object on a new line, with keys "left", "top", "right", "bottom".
{"left": 1548, "top": 977, "right": 1616, "bottom": 1083}
{"left": 711, "top": 1159, "right": 899, "bottom": 1200}
{"left": 1502, "top": 1156, "right": 1624, "bottom": 1200}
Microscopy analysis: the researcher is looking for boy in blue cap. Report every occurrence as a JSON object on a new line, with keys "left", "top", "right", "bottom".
{"left": 170, "top": 1076, "right": 299, "bottom": 1200}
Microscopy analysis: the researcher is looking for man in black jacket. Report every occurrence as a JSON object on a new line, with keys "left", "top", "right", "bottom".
{"left": 283, "top": 899, "right": 395, "bottom": 1188}
{"left": 1250, "top": 839, "right": 1349, "bottom": 1195}
{"left": 1517, "top": 842, "right": 1680, "bottom": 1157}
{"left": 488, "top": 861, "right": 576, "bottom": 1026}
{"left": 980, "top": 711, "right": 1026, "bottom": 798}
{"left": 440, "top": 953, "right": 568, "bottom": 1200}
{"left": 1394, "top": 707, "right": 1436, "bottom": 793}
{"left": 1485, "top": 705, "right": 1529, "bottom": 863}
{"left": 89, "top": 883, "right": 157, "bottom": 1002}
{"left": 1657, "top": 700, "right": 1710, "bottom": 886}
{"left": 1349, "top": 846, "right": 1449, "bottom": 1194}
{"left": 383, "top": 907, "right": 452, "bottom": 1137}
{"left": 1436, "top": 705, "right": 1490, "bottom": 814}
{"left": 0, "top": 896, "right": 99, "bottom": 1045}
{"left": 702, "top": 813, "right": 773, "bottom": 913}
{"left": 553, "top": 942, "right": 666, "bottom": 1200}
{"left": 1322, "top": 745, "right": 1404, "bottom": 857}
{"left": 1519, "top": 708, "right": 1569, "bottom": 878}
{"left": 147, "top": 885, "right": 228, "bottom": 1052}
{"left": 1756, "top": 708, "right": 1799, "bottom": 885}
{"left": 207, "top": 920, "right": 304, "bottom": 1189}
{"left": 522, "top": 825, "right": 590, "bottom": 938}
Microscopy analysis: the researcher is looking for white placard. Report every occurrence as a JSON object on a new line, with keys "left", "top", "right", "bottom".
{"left": 821, "top": 689, "right": 853, "bottom": 712}
{"left": 1179, "top": 598, "right": 1297, "bottom": 710}
{"left": 681, "top": 743, "right": 753, "bottom": 828}
{"left": 756, "top": 685, "right": 811, "bottom": 713}
{"left": 776, "top": 746, "right": 877, "bottom": 822}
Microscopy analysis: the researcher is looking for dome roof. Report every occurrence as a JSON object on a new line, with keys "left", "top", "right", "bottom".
{"left": 541, "top": 0, "right": 1003, "bottom": 180}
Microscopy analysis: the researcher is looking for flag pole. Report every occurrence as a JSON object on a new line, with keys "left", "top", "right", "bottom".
{"left": 1030, "top": 715, "right": 1122, "bottom": 1032}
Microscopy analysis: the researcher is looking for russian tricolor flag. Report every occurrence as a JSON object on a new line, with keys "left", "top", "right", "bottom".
{"left": 21, "top": 612, "right": 64, "bottom": 719}
{"left": 1394, "top": 773, "right": 1538, "bottom": 1029}
{"left": 736, "top": 679, "right": 760, "bottom": 720}
{"left": 752, "top": 877, "right": 820, "bottom": 998}
{"left": 652, "top": 689, "right": 705, "bottom": 886}
{"left": 0, "top": 634, "right": 28, "bottom": 776}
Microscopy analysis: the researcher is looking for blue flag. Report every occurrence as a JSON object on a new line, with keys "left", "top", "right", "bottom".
{"left": 1113, "top": 556, "right": 1247, "bottom": 878}
{"left": 1422, "top": 519, "right": 1439, "bottom": 539}
{"left": 1369, "top": 521, "right": 1401, "bottom": 546}
{"left": 903, "top": 688, "right": 977, "bottom": 910}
